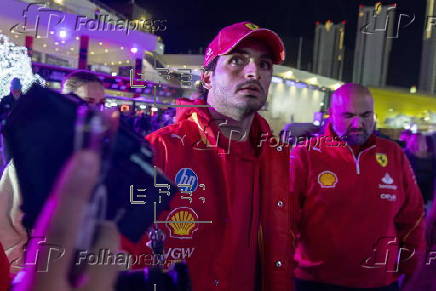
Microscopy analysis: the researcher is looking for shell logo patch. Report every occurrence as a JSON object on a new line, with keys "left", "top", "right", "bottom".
{"left": 376, "top": 153, "right": 388, "bottom": 167}
{"left": 166, "top": 207, "right": 199, "bottom": 239}
{"left": 318, "top": 171, "right": 338, "bottom": 188}
{"left": 245, "top": 23, "right": 259, "bottom": 30}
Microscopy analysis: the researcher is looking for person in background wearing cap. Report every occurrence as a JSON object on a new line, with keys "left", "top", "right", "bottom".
{"left": 0, "top": 78, "right": 23, "bottom": 167}
{"left": 289, "top": 83, "right": 425, "bottom": 290}
{"left": 121, "top": 22, "right": 293, "bottom": 291}
{"left": 0, "top": 78, "right": 22, "bottom": 123}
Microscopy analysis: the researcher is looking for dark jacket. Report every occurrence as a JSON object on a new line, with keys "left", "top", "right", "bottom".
{"left": 0, "top": 94, "right": 17, "bottom": 123}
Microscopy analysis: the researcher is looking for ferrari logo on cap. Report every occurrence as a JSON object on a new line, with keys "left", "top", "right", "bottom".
{"left": 376, "top": 153, "right": 388, "bottom": 167}
{"left": 318, "top": 171, "right": 338, "bottom": 188}
{"left": 245, "top": 23, "right": 259, "bottom": 30}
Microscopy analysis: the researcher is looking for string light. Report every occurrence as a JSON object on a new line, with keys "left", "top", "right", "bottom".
{"left": 0, "top": 33, "right": 45, "bottom": 98}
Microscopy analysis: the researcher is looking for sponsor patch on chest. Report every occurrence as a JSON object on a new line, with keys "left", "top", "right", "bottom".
{"left": 317, "top": 170, "right": 338, "bottom": 188}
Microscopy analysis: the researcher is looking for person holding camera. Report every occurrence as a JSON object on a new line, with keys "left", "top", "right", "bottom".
{"left": 0, "top": 71, "right": 107, "bottom": 277}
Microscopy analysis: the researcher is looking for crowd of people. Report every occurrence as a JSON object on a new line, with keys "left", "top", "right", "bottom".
{"left": 121, "top": 107, "right": 176, "bottom": 138}
{"left": 0, "top": 21, "right": 434, "bottom": 291}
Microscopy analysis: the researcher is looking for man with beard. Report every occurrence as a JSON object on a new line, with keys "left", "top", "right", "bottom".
{"left": 289, "top": 83, "right": 425, "bottom": 290}
{"left": 122, "top": 22, "right": 293, "bottom": 291}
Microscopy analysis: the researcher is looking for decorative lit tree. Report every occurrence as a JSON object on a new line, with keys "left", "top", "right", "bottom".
{"left": 0, "top": 33, "right": 45, "bottom": 98}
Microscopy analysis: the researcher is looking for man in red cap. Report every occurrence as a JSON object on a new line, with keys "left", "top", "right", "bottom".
{"left": 122, "top": 22, "right": 293, "bottom": 290}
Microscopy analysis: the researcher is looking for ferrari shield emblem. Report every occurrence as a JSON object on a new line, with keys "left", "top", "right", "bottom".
{"left": 245, "top": 23, "right": 259, "bottom": 30}
{"left": 376, "top": 153, "right": 388, "bottom": 167}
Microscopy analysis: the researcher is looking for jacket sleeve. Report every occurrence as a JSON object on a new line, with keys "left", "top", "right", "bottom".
{"left": 146, "top": 133, "right": 169, "bottom": 173}
{"left": 0, "top": 160, "right": 27, "bottom": 274}
{"left": 289, "top": 146, "right": 308, "bottom": 270}
{"left": 395, "top": 150, "right": 426, "bottom": 276}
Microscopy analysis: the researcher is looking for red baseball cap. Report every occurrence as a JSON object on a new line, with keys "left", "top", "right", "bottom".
{"left": 203, "top": 21, "right": 285, "bottom": 67}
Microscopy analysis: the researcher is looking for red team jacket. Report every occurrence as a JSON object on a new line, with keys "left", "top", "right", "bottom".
{"left": 122, "top": 99, "right": 293, "bottom": 291}
{"left": 289, "top": 125, "right": 426, "bottom": 288}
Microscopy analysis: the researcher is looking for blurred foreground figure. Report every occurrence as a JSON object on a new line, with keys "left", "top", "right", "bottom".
{"left": 0, "top": 71, "right": 106, "bottom": 276}
{"left": 122, "top": 22, "right": 293, "bottom": 291}
{"left": 290, "top": 83, "right": 425, "bottom": 290}
{"left": 12, "top": 150, "right": 120, "bottom": 291}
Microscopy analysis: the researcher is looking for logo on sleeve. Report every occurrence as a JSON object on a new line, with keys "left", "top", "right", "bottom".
{"left": 175, "top": 168, "right": 198, "bottom": 192}
{"left": 376, "top": 153, "right": 388, "bottom": 167}
{"left": 318, "top": 171, "right": 338, "bottom": 188}
{"left": 166, "top": 207, "right": 199, "bottom": 239}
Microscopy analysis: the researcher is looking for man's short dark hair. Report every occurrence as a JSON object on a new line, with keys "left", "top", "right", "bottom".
{"left": 204, "top": 57, "right": 218, "bottom": 72}
{"left": 62, "top": 70, "right": 103, "bottom": 95}
{"left": 198, "top": 57, "right": 218, "bottom": 101}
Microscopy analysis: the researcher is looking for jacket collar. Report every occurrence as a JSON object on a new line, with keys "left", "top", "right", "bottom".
{"left": 175, "top": 98, "right": 275, "bottom": 157}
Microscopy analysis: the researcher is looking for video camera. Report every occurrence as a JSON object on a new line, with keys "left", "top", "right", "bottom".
{"left": 3, "top": 84, "right": 190, "bottom": 290}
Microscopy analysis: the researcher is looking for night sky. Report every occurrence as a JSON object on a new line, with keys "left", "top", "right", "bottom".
{"left": 104, "top": 0, "right": 428, "bottom": 88}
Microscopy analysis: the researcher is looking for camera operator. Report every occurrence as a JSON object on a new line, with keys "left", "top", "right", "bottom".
{"left": 0, "top": 71, "right": 106, "bottom": 276}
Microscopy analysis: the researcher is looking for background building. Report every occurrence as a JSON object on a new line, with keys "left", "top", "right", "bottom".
{"left": 353, "top": 3, "right": 396, "bottom": 87}
{"left": 419, "top": 0, "right": 436, "bottom": 95}
{"left": 313, "top": 20, "right": 345, "bottom": 80}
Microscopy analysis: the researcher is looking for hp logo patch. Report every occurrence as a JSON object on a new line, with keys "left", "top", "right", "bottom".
{"left": 175, "top": 168, "right": 199, "bottom": 192}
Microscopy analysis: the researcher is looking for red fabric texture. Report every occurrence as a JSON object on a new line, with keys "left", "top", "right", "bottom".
{"left": 289, "top": 124, "right": 426, "bottom": 288}
{"left": 122, "top": 99, "right": 293, "bottom": 291}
